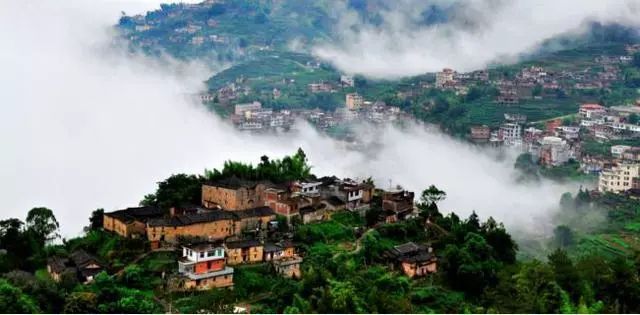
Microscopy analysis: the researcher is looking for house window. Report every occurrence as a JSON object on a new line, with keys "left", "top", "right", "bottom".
{"left": 200, "top": 252, "right": 205, "bottom": 258}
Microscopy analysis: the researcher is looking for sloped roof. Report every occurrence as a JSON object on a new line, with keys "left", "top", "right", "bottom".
{"left": 148, "top": 210, "right": 235, "bottom": 227}
{"left": 225, "top": 239, "right": 262, "bottom": 249}
{"left": 233, "top": 206, "right": 275, "bottom": 219}
{"left": 104, "top": 206, "right": 164, "bottom": 223}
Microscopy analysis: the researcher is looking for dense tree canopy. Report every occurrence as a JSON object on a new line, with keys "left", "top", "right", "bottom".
{"left": 205, "top": 148, "right": 312, "bottom": 183}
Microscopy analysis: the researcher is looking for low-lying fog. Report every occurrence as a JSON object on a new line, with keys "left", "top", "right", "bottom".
{"left": 1, "top": 0, "right": 582, "bottom": 238}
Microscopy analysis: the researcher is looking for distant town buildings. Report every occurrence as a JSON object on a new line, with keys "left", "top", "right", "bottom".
{"left": 346, "top": 93, "right": 364, "bottom": 111}
{"left": 340, "top": 75, "right": 355, "bottom": 87}
{"left": 435, "top": 68, "right": 455, "bottom": 88}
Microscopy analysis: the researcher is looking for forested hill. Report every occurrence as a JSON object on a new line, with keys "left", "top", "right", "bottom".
{"left": 115, "top": 0, "right": 454, "bottom": 62}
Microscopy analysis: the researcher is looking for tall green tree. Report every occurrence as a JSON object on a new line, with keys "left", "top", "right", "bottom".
{"left": 26, "top": 207, "right": 60, "bottom": 244}
{"left": 141, "top": 174, "right": 203, "bottom": 209}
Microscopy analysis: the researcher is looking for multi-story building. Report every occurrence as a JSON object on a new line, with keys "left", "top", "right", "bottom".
{"left": 435, "top": 68, "right": 455, "bottom": 88}
{"left": 598, "top": 162, "right": 640, "bottom": 193}
{"left": 469, "top": 125, "right": 491, "bottom": 143}
{"left": 539, "top": 136, "right": 571, "bottom": 167}
{"left": 499, "top": 123, "right": 522, "bottom": 145}
{"left": 578, "top": 103, "right": 606, "bottom": 119}
{"left": 234, "top": 101, "right": 262, "bottom": 116}
{"left": 176, "top": 242, "right": 234, "bottom": 290}
{"left": 202, "top": 178, "right": 271, "bottom": 210}
{"left": 264, "top": 240, "right": 303, "bottom": 278}
{"left": 381, "top": 190, "right": 415, "bottom": 223}
{"left": 345, "top": 93, "right": 364, "bottom": 111}
{"left": 225, "top": 239, "right": 264, "bottom": 265}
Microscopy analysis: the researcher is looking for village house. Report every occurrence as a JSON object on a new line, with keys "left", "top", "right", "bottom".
{"left": 234, "top": 101, "right": 262, "bottom": 116}
{"left": 146, "top": 210, "right": 236, "bottom": 246}
{"left": 499, "top": 123, "right": 522, "bottom": 146}
{"left": 175, "top": 242, "right": 234, "bottom": 290}
{"left": 599, "top": 162, "right": 640, "bottom": 193}
{"left": 324, "top": 178, "right": 374, "bottom": 214}
{"left": 381, "top": 190, "right": 415, "bottom": 223}
{"left": 538, "top": 136, "right": 571, "bottom": 167}
{"left": 300, "top": 204, "right": 328, "bottom": 224}
{"left": 264, "top": 181, "right": 327, "bottom": 222}
{"left": 47, "top": 257, "right": 77, "bottom": 283}
{"left": 146, "top": 206, "right": 275, "bottom": 247}
{"left": 201, "top": 178, "right": 271, "bottom": 210}
{"left": 579, "top": 103, "right": 606, "bottom": 119}
{"left": 346, "top": 93, "right": 364, "bottom": 111}
{"left": 308, "top": 82, "right": 334, "bottom": 93}
{"left": 622, "top": 147, "right": 640, "bottom": 162}
{"left": 272, "top": 255, "right": 303, "bottom": 278}
{"left": 554, "top": 126, "right": 581, "bottom": 140}
{"left": 264, "top": 240, "right": 302, "bottom": 278}
{"left": 435, "top": 68, "right": 455, "bottom": 88}
{"left": 469, "top": 125, "right": 491, "bottom": 143}
{"left": 580, "top": 155, "right": 607, "bottom": 174}
{"left": 233, "top": 206, "right": 276, "bottom": 236}
{"left": 103, "top": 206, "right": 164, "bottom": 239}
{"left": 225, "top": 239, "right": 264, "bottom": 265}
{"left": 496, "top": 90, "right": 519, "bottom": 104}
{"left": 611, "top": 145, "right": 632, "bottom": 158}
{"left": 68, "top": 250, "right": 104, "bottom": 284}
{"left": 384, "top": 242, "right": 437, "bottom": 278}
{"left": 340, "top": 75, "right": 355, "bottom": 87}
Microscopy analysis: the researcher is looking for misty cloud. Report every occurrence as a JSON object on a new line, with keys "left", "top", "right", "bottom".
{"left": 313, "top": 0, "right": 640, "bottom": 79}
{"left": 2, "top": 0, "right": 580, "bottom": 239}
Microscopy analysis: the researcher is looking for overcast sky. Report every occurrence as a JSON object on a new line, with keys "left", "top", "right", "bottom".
{"left": 1, "top": 0, "right": 587, "bottom": 239}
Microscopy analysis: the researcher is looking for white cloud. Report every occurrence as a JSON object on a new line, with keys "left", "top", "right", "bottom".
{"left": 313, "top": 0, "right": 640, "bottom": 79}
{"left": 1, "top": 0, "right": 581, "bottom": 239}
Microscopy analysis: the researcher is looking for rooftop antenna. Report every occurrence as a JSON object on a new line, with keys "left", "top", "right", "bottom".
{"left": 389, "top": 179, "right": 392, "bottom": 191}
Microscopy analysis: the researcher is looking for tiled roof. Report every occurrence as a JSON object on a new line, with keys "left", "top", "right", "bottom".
{"left": 225, "top": 239, "right": 262, "bottom": 249}
{"left": 233, "top": 206, "right": 275, "bottom": 219}
{"left": 104, "top": 206, "right": 164, "bottom": 223}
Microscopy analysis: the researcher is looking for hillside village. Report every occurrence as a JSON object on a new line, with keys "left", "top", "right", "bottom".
{"left": 3, "top": 149, "right": 640, "bottom": 313}
{"left": 88, "top": 174, "right": 432, "bottom": 291}
{"left": 4, "top": 1, "right": 640, "bottom": 313}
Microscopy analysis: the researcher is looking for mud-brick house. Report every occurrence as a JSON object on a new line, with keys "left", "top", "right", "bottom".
{"left": 103, "top": 206, "right": 164, "bottom": 238}
{"left": 273, "top": 256, "right": 303, "bottom": 278}
{"left": 46, "top": 257, "right": 74, "bottom": 282}
{"left": 233, "top": 206, "right": 276, "bottom": 235}
{"left": 300, "top": 203, "right": 327, "bottom": 224}
{"left": 264, "top": 240, "right": 302, "bottom": 278}
{"left": 48, "top": 250, "right": 105, "bottom": 284}
{"left": 384, "top": 242, "right": 437, "bottom": 278}
{"left": 326, "top": 178, "right": 375, "bottom": 214}
{"left": 201, "top": 177, "right": 272, "bottom": 210}
{"left": 146, "top": 210, "right": 236, "bottom": 246}
{"left": 175, "top": 242, "right": 234, "bottom": 290}
{"left": 381, "top": 190, "right": 416, "bottom": 223}
{"left": 225, "top": 239, "right": 264, "bottom": 265}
